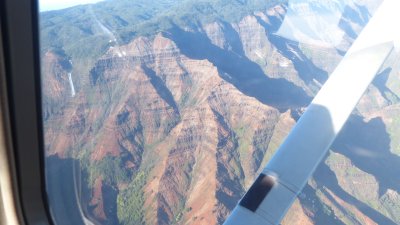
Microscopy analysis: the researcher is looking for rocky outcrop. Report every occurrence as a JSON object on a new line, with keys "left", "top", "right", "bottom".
{"left": 41, "top": 51, "right": 72, "bottom": 120}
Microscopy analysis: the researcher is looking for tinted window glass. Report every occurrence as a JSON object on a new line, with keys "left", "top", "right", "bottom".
{"left": 39, "top": 1, "right": 400, "bottom": 225}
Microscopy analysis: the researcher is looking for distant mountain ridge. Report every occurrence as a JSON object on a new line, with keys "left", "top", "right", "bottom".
{"left": 40, "top": 0, "right": 282, "bottom": 65}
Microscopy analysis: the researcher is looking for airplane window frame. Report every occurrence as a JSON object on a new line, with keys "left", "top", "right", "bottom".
{"left": 1, "top": 0, "right": 396, "bottom": 224}
{"left": 0, "top": 0, "right": 53, "bottom": 224}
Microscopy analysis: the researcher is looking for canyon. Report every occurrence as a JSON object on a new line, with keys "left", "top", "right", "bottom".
{"left": 40, "top": 1, "right": 400, "bottom": 224}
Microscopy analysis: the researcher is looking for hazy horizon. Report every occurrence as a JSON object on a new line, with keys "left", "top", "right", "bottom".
{"left": 39, "top": 0, "right": 105, "bottom": 11}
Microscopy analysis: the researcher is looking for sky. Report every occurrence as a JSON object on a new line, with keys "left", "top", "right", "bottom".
{"left": 39, "top": 0, "right": 105, "bottom": 11}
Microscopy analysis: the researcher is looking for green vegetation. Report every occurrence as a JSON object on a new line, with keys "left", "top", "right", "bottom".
{"left": 324, "top": 151, "right": 400, "bottom": 223}
{"left": 117, "top": 171, "right": 147, "bottom": 225}
{"left": 234, "top": 126, "right": 251, "bottom": 156}
{"left": 170, "top": 197, "right": 187, "bottom": 225}
{"left": 40, "top": 0, "right": 284, "bottom": 77}
{"left": 380, "top": 191, "right": 400, "bottom": 223}
{"left": 387, "top": 115, "right": 400, "bottom": 156}
{"left": 87, "top": 155, "right": 131, "bottom": 186}
{"left": 41, "top": 0, "right": 285, "bottom": 44}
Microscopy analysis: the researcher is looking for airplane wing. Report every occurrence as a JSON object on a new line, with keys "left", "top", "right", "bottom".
{"left": 224, "top": 0, "right": 400, "bottom": 224}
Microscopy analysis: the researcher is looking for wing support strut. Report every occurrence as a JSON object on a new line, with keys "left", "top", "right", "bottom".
{"left": 224, "top": 0, "right": 399, "bottom": 224}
